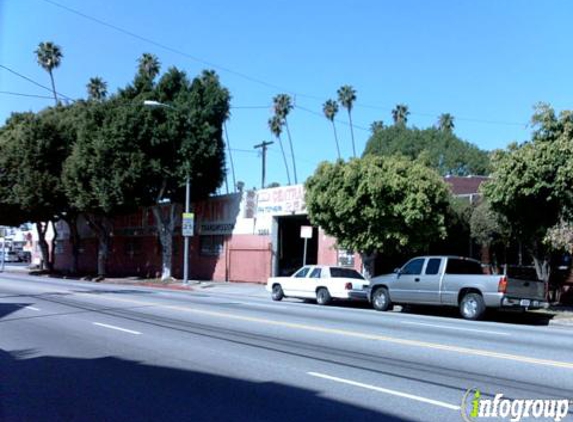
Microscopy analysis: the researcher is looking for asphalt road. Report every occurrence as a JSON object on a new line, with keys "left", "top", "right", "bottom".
{"left": 1, "top": 273, "right": 572, "bottom": 422}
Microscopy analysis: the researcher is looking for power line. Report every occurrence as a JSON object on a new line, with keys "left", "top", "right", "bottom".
{"left": 0, "top": 64, "right": 75, "bottom": 101}
{"left": 0, "top": 91, "right": 54, "bottom": 100}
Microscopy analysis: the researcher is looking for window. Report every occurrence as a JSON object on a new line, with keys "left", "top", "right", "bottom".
{"left": 199, "top": 235, "right": 224, "bottom": 256}
{"left": 445, "top": 258, "right": 483, "bottom": 275}
{"left": 294, "top": 267, "right": 311, "bottom": 278}
{"left": 330, "top": 267, "right": 364, "bottom": 280}
{"left": 309, "top": 268, "right": 322, "bottom": 278}
{"left": 401, "top": 259, "right": 424, "bottom": 275}
{"left": 425, "top": 258, "right": 441, "bottom": 275}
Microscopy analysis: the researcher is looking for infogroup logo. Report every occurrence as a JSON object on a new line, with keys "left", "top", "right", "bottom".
{"left": 461, "top": 388, "right": 570, "bottom": 422}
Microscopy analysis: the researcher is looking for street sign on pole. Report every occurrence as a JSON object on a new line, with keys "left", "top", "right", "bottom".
{"left": 182, "top": 212, "right": 195, "bottom": 237}
{"left": 300, "top": 225, "right": 313, "bottom": 266}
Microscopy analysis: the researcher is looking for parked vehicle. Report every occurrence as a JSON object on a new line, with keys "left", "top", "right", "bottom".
{"left": 266, "top": 265, "right": 369, "bottom": 305}
{"left": 2, "top": 251, "right": 20, "bottom": 263}
{"left": 367, "top": 256, "right": 548, "bottom": 320}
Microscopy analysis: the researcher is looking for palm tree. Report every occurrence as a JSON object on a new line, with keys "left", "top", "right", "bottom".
{"left": 137, "top": 53, "right": 161, "bottom": 80}
{"left": 438, "top": 113, "right": 455, "bottom": 133}
{"left": 392, "top": 104, "right": 410, "bottom": 126}
{"left": 86, "top": 77, "right": 108, "bottom": 101}
{"left": 268, "top": 115, "right": 291, "bottom": 185}
{"left": 370, "top": 120, "right": 384, "bottom": 135}
{"left": 322, "top": 99, "right": 341, "bottom": 160}
{"left": 337, "top": 85, "right": 357, "bottom": 157}
{"left": 34, "top": 41, "right": 63, "bottom": 105}
{"left": 273, "top": 94, "right": 297, "bottom": 184}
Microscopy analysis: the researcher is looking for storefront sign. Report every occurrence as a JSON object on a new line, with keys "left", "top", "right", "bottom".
{"left": 256, "top": 185, "right": 306, "bottom": 216}
{"left": 195, "top": 193, "right": 241, "bottom": 235}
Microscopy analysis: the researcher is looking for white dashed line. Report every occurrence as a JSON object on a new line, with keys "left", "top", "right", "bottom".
{"left": 308, "top": 372, "right": 460, "bottom": 410}
{"left": 26, "top": 306, "right": 41, "bottom": 311}
{"left": 93, "top": 322, "right": 141, "bottom": 335}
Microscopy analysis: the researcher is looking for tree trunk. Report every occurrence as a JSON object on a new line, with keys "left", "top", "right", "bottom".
{"left": 86, "top": 214, "right": 112, "bottom": 279}
{"left": 348, "top": 110, "right": 356, "bottom": 158}
{"left": 284, "top": 119, "right": 298, "bottom": 184}
{"left": 49, "top": 220, "right": 58, "bottom": 270}
{"left": 331, "top": 121, "right": 341, "bottom": 160}
{"left": 49, "top": 70, "right": 58, "bottom": 105}
{"left": 152, "top": 204, "right": 176, "bottom": 281}
{"left": 35, "top": 221, "right": 52, "bottom": 271}
{"left": 276, "top": 134, "right": 291, "bottom": 185}
{"left": 63, "top": 214, "right": 80, "bottom": 275}
{"left": 532, "top": 256, "right": 551, "bottom": 283}
{"left": 361, "top": 251, "right": 378, "bottom": 280}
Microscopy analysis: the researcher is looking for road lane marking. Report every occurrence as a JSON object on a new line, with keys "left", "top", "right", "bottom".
{"left": 401, "top": 321, "right": 510, "bottom": 336}
{"left": 74, "top": 292, "right": 573, "bottom": 370}
{"left": 93, "top": 322, "right": 141, "bottom": 335}
{"left": 26, "top": 306, "right": 41, "bottom": 311}
{"left": 308, "top": 372, "right": 460, "bottom": 410}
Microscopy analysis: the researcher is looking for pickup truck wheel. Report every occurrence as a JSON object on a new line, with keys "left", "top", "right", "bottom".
{"left": 271, "top": 284, "right": 284, "bottom": 301}
{"left": 460, "top": 292, "right": 486, "bottom": 320}
{"left": 316, "top": 288, "right": 332, "bottom": 306}
{"left": 372, "top": 287, "right": 392, "bottom": 312}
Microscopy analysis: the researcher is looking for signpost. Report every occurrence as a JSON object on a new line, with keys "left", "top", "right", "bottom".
{"left": 182, "top": 213, "right": 195, "bottom": 237}
{"left": 300, "top": 225, "right": 313, "bottom": 266}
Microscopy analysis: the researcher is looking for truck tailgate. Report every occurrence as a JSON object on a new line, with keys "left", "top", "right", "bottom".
{"left": 506, "top": 278, "right": 545, "bottom": 300}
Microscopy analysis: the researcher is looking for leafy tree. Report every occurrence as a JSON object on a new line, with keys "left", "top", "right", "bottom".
{"left": 370, "top": 120, "right": 384, "bottom": 135}
{"left": 305, "top": 155, "right": 451, "bottom": 277}
{"left": 138, "top": 53, "right": 161, "bottom": 80}
{"left": 364, "top": 125, "right": 491, "bottom": 176}
{"left": 482, "top": 104, "right": 573, "bottom": 282}
{"left": 392, "top": 104, "right": 409, "bottom": 126}
{"left": 268, "top": 114, "right": 291, "bottom": 185}
{"left": 0, "top": 109, "right": 70, "bottom": 270}
{"left": 337, "top": 85, "right": 357, "bottom": 157}
{"left": 438, "top": 113, "right": 455, "bottom": 133}
{"left": 322, "top": 99, "right": 341, "bottom": 160}
{"left": 35, "top": 41, "right": 63, "bottom": 105}
{"left": 87, "top": 77, "right": 108, "bottom": 101}
{"left": 273, "top": 94, "right": 297, "bottom": 184}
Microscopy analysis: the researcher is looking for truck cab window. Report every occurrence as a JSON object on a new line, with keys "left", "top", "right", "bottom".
{"left": 425, "top": 259, "right": 441, "bottom": 275}
{"left": 401, "top": 259, "right": 424, "bottom": 275}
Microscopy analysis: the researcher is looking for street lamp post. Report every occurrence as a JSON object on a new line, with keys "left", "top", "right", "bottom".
{"left": 143, "top": 100, "right": 192, "bottom": 285}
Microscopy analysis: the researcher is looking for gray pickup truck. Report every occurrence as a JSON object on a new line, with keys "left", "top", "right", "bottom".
{"left": 367, "top": 256, "right": 547, "bottom": 320}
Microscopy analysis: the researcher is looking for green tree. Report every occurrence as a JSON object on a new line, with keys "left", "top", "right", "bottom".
{"left": 322, "top": 99, "right": 341, "bottom": 160}
{"left": 364, "top": 125, "right": 491, "bottom": 176}
{"left": 482, "top": 104, "right": 573, "bottom": 282}
{"left": 273, "top": 94, "right": 297, "bottom": 184}
{"left": 0, "top": 109, "right": 70, "bottom": 271}
{"left": 138, "top": 53, "right": 161, "bottom": 80}
{"left": 392, "top": 104, "right": 409, "bottom": 126}
{"left": 35, "top": 41, "right": 63, "bottom": 105}
{"left": 437, "top": 113, "right": 455, "bottom": 133}
{"left": 305, "top": 155, "right": 451, "bottom": 277}
{"left": 268, "top": 114, "right": 291, "bottom": 185}
{"left": 370, "top": 120, "right": 384, "bottom": 135}
{"left": 337, "top": 85, "right": 357, "bottom": 157}
{"left": 87, "top": 77, "right": 108, "bottom": 101}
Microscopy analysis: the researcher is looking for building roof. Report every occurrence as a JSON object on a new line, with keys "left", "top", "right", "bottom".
{"left": 444, "top": 175, "right": 490, "bottom": 196}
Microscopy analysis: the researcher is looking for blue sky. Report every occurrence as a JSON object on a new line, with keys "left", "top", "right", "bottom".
{"left": 2, "top": 0, "right": 573, "bottom": 191}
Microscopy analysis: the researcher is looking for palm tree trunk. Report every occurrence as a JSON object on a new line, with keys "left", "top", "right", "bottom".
{"left": 331, "top": 121, "right": 341, "bottom": 160}
{"left": 348, "top": 110, "right": 356, "bottom": 157}
{"left": 276, "top": 135, "right": 291, "bottom": 185}
{"left": 223, "top": 122, "right": 237, "bottom": 192}
{"left": 284, "top": 119, "right": 298, "bottom": 184}
{"left": 49, "top": 70, "right": 58, "bottom": 105}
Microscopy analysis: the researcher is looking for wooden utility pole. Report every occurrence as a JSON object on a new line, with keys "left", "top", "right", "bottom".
{"left": 254, "top": 141, "right": 273, "bottom": 189}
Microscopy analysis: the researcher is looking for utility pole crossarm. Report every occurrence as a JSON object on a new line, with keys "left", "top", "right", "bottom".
{"left": 254, "top": 141, "right": 274, "bottom": 189}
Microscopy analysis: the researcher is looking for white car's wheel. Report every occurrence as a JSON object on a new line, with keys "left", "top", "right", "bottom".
{"left": 271, "top": 284, "right": 284, "bottom": 301}
{"left": 316, "top": 288, "right": 332, "bottom": 306}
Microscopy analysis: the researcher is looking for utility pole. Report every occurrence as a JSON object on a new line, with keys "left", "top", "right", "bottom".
{"left": 254, "top": 141, "right": 273, "bottom": 189}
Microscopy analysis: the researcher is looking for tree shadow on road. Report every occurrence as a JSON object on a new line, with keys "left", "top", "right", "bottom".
{"left": 0, "top": 349, "right": 412, "bottom": 422}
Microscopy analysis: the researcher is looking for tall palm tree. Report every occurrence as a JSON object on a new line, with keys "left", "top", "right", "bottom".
{"left": 34, "top": 41, "right": 63, "bottom": 105}
{"left": 370, "top": 120, "right": 384, "bottom": 135}
{"left": 438, "top": 113, "right": 455, "bottom": 133}
{"left": 392, "top": 104, "right": 410, "bottom": 126}
{"left": 273, "top": 94, "right": 297, "bottom": 184}
{"left": 337, "top": 85, "right": 357, "bottom": 157}
{"left": 137, "top": 53, "right": 161, "bottom": 80}
{"left": 268, "top": 115, "right": 291, "bottom": 185}
{"left": 322, "top": 99, "right": 341, "bottom": 160}
{"left": 86, "top": 77, "right": 108, "bottom": 101}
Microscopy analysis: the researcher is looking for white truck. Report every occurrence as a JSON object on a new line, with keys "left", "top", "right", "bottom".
{"left": 367, "top": 256, "right": 548, "bottom": 320}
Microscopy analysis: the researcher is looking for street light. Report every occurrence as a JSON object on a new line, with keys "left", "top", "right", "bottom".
{"left": 144, "top": 100, "right": 192, "bottom": 285}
